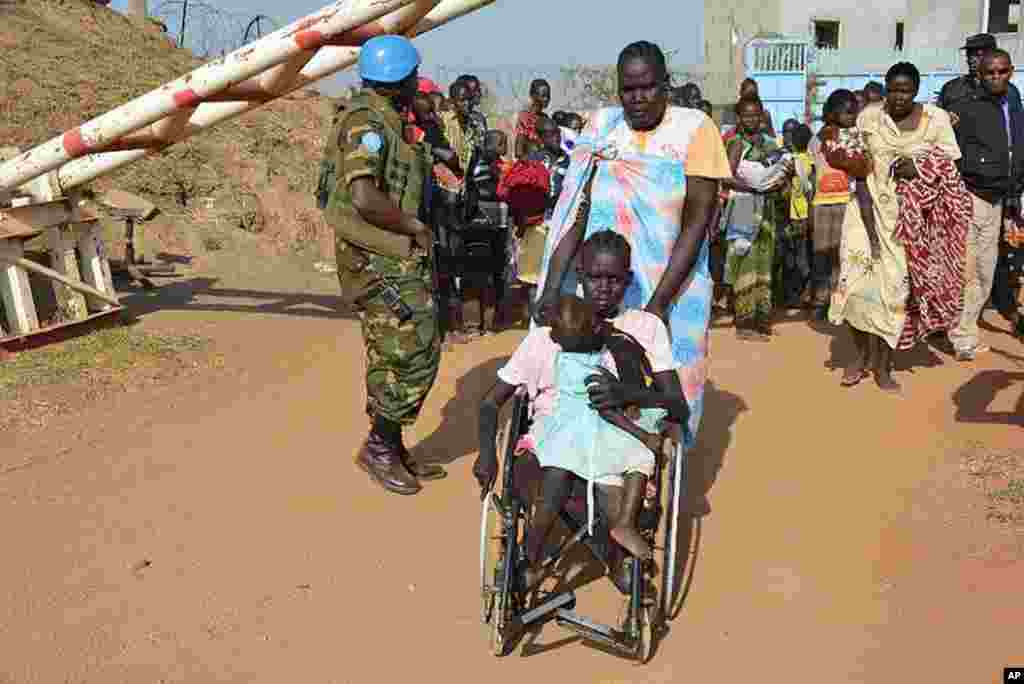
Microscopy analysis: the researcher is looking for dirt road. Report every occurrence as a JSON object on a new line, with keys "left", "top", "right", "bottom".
{"left": 1, "top": 271, "right": 1021, "bottom": 683}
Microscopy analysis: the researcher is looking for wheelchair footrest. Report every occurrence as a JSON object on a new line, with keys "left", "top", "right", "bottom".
{"left": 518, "top": 591, "right": 576, "bottom": 626}
{"left": 555, "top": 609, "right": 636, "bottom": 655}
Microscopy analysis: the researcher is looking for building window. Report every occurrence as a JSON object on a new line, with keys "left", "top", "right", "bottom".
{"left": 814, "top": 20, "right": 840, "bottom": 49}
{"left": 895, "top": 21, "right": 904, "bottom": 50}
{"left": 987, "top": 0, "right": 1021, "bottom": 34}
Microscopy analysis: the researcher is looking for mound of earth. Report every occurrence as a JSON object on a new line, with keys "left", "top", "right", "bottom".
{"left": 0, "top": 0, "right": 340, "bottom": 263}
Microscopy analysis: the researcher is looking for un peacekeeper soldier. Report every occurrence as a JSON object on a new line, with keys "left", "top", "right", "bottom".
{"left": 324, "top": 35, "right": 446, "bottom": 495}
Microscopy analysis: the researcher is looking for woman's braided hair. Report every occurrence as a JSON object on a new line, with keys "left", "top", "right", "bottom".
{"left": 886, "top": 61, "right": 921, "bottom": 91}
{"left": 617, "top": 41, "right": 669, "bottom": 85}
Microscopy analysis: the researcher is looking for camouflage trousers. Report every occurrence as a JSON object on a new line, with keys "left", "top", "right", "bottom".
{"left": 337, "top": 239, "right": 441, "bottom": 426}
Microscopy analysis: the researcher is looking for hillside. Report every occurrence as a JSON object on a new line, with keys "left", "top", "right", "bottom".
{"left": 0, "top": 0, "right": 335, "bottom": 261}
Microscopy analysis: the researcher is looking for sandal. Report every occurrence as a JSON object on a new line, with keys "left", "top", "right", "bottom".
{"left": 840, "top": 369, "right": 869, "bottom": 387}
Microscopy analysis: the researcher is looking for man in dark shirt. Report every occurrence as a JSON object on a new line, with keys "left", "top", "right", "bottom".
{"left": 938, "top": 33, "right": 1023, "bottom": 115}
{"left": 948, "top": 49, "right": 1024, "bottom": 359}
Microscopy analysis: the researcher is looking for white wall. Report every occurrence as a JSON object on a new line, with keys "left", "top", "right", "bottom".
{"left": 703, "top": 0, "right": 782, "bottom": 103}
{"left": 905, "top": 0, "right": 982, "bottom": 49}
{"left": 702, "top": 0, "right": 992, "bottom": 103}
{"left": 778, "top": 1, "right": 909, "bottom": 49}
{"left": 774, "top": 0, "right": 984, "bottom": 50}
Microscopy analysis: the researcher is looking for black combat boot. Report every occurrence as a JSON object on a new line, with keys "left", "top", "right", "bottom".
{"left": 356, "top": 426, "right": 421, "bottom": 496}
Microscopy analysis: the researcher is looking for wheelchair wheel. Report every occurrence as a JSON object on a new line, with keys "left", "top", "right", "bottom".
{"left": 479, "top": 492, "right": 502, "bottom": 624}
{"left": 485, "top": 404, "right": 521, "bottom": 657}
{"left": 480, "top": 411, "right": 512, "bottom": 624}
{"left": 660, "top": 442, "right": 685, "bottom": 619}
{"left": 480, "top": 389, "right": 530, "bottom": 657}
{"left": 619, "top": 557, "right": 656, "bottom": 664}
{"left": 636, "top": 602, "right": 655, "bottom": 664}
{"left": 490, "top": 579, "right": 510, "bottom": 656}
{"left": 489, "top": 510, "right": 518, "bottom": 658}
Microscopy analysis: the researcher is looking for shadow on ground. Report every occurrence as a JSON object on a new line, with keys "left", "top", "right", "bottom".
{"left": 117, "top": 276, "right": 355, "bottom": 321}
{"left": 412, "top": 355, "right": 510, "bottom": 466}
{"left": 662, "top": 381, "right": 748, "bottom": 621}
{"left": 804, "top": 317, "right": 947, "bottom": 374}
{"left": 953, "top": 353, "right": 1024, "bottom": 427}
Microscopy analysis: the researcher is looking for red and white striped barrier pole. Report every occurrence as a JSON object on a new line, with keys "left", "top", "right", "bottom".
{"left": 1, "top": 0, "right": 496, "bottom": 197}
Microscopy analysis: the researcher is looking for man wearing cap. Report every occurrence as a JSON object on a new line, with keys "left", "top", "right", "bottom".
{"left": 323, "top": 34, "right": 446, "bottom": 495}
{"left": 938, "top": 33, "right": 1022, "bottom": 114}
{"left": 946, "top": 48, "right": 1024, "bottom": 360}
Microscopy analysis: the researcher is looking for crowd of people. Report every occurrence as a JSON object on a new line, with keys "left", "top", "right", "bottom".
{"left": 321, "top": 32, "right": 1022, "bottom": 589}
{"left": 711, "top": 34, "right": 1024, "bottom": 394}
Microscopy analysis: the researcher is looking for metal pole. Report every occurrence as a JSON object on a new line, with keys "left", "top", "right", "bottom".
{"left": 49, "top": 0, "right": 495, "bottom": 193}
{"left": 178, "top": 0, "right": 188, "bottom": 48}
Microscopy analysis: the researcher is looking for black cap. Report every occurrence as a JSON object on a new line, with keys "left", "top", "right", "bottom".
{"left": 962, "top": 33, "right": 998, "bottom": 51}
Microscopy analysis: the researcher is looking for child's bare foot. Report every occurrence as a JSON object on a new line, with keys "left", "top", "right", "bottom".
{"left": 610, "top": 525, "right": 652, "bottom": 560}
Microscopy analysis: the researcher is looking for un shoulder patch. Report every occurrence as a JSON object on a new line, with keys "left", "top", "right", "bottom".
{"left": 360, "top": 132, "right": 383, "bottom": 154}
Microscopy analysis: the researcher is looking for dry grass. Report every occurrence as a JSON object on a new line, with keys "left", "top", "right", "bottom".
{"left": 0, "top": 0, "right": 333, "bottom": 257}
{"left": 0, "top": 325, "right": 207, "bottom": 393}
{"left": 962, "top": 442, "right": 1024, "bottom": 528}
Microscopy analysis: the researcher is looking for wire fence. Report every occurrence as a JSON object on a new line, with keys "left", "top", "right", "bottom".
{"left": 428, "top": 63, "right": 710, "bottom": 118}
{"left": 151, "top": 0, "right": 282, "bottom": 58}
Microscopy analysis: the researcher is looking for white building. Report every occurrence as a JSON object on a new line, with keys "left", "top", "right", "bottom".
{"left": 704, "top": 0, "right": 1023, "bottom": 104}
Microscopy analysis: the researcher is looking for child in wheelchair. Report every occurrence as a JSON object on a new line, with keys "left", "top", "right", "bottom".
{"left": 540, "top": 295, "right": 669, "bottom": 560}
{"left": 476, "top": 231, "right": 689, "bottom": 593}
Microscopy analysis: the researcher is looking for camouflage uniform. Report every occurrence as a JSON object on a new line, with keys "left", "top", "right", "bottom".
{"left": 325, "top": 90, "right": 440, "bottom": 427}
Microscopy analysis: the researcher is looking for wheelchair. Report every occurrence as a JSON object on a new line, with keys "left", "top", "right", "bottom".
{"left": 479, "top": 387, "right": 687, "bottom": 662}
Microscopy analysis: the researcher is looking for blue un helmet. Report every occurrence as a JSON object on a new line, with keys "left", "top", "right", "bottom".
{"left": 358, "top": 35, "right": 421, "bottom": 84}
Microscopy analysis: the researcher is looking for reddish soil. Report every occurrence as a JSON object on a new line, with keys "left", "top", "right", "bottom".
{"left": 0, "top": 267, "right": 1021, "bottom": 682}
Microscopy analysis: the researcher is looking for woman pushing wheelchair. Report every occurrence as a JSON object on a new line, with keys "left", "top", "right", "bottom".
{"left": 475, "top": 39, "right": 729, "bottom": 595}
